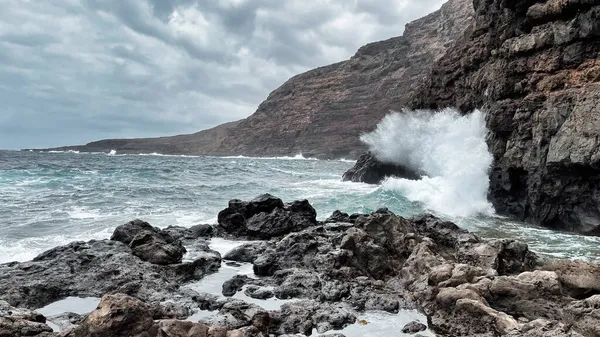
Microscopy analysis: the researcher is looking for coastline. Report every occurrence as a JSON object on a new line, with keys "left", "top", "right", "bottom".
{"left": 2, "top": 195, "right": 599, "bottom": 337}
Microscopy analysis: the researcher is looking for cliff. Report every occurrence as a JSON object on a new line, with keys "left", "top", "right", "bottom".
{"left": 41, "top": 0, "right": 474, "bottom": 158}
{"left": 41, "top": 120, "right": 242, "bottom": 155}
{"left": 210, "top": 0, "right": 474, "bottom": 159}
{"left": 411, "top": 0, "right": 600, "bottom": 234}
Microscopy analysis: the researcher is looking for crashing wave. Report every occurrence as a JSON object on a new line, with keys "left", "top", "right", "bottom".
{"left": 361, "top": 108, "right": 494, "bottom": 218}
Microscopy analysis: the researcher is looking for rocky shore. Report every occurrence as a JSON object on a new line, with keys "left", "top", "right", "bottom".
{"left": 2, "top": 195, "right": 600, "bottom": 337}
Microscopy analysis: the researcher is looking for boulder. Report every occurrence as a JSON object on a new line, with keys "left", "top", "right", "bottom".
{"left": 342, "top": 152, "right": 421, "bottom": 184}
{"left": 402, "top": 321, "right": 427, "bottom": 334}
{"left": 222, "top": 275, "right": 248, "bottom": 297}
{"left": 111, "top": 220, "right": 187, "bottom": 265}
{"left": 217, "top": 195, "right": 317, "bottom": 239}
{"left": 0, "top": 301, "right": 53, "bottom": 337}
{"left": 63, "top": 294, "right": 155, "bottom": 337}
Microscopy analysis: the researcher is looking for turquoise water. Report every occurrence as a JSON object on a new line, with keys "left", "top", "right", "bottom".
{"left": 1, "top": 150, "right": 600, "bottom": 263}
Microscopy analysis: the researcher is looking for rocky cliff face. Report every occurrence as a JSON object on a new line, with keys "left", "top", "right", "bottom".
{"left": 211, "top": 0, "right": 474, "bottom": 159}
{"left": 42, "top": 0, "right": 474, "bottom": 158}
{"left": 411, "top": 0, "right": 600, "bottom": 234}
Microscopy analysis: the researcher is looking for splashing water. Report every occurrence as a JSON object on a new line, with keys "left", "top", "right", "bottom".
{"left": 361, "top": 109, "right": 494, "bottom": 218}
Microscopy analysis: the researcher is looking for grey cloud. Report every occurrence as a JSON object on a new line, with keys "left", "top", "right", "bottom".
{"left": 0, "top": 0, "right": 444, "bottom": 150}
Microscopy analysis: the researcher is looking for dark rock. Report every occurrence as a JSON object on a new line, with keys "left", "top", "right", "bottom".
{"left": 411, "top": 0, "right": 600, "bottom": 235}
{"left": 201, "top": 300, "right": 268, "bottom": 330}
{"left": 222, "top": 275, "right": 248, "bottom": 297}
{"left": 111, "top": 219, "right": 187, "bottom": 265}
{"left": 110, "top": 219, "right": 154, "bottom": 245}
{"left": 188, "top": 224, "right": 214, "bottom": 238}
{"left": 252, "top": 253, "right": 279, "bottom": 277}
{"left": 223, "top": 242, "right": 274, "bottom": 263}
{"left": 0, "top": 231, "right": 220, "bottom": 309}
{"left": 275, "top": 301, "right": 356, "bottom": 335}
{"left": 249, "top": 194, "right": 284, "bottom": 214}
{"left": 244, "top": 286, "right": 274, "bottom": 300}
{"left": 402, "top": 321, "right": 427, "bottom": 334}
{"left": 218, "top": 195, "right": 317, "bottom": 239}
{"left": 129, "top": 230, "right": 187, "bottom": 265}
{"left": 342, "top": 152, "right": 421, "bottom": 184}
{"left": 324, "top": 210, "right": 352, "bottom": 224}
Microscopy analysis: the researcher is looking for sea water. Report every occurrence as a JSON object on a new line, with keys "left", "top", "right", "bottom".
{"left": 3, "top": 110, "right": 600, "bottom": 263}
{"left": 3, "top": 110, "right": 600, "bottom": 335}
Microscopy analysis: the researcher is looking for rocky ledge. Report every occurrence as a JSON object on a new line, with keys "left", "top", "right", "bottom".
{"left": 2, "top": 195, "right": 600, "bottom": 336}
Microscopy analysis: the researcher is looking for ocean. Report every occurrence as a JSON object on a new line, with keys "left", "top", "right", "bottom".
{"left": 2, "top": 148, "right": 600, "bottom": 265}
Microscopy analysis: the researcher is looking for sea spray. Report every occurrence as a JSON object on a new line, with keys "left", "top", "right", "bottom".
{"left": 361, "top": 109, "right": 494, "bottom": 217}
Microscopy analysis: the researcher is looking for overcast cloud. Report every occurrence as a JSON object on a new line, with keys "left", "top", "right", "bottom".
{"left": 0, "top": 0, "right": 444, "bottom": 149}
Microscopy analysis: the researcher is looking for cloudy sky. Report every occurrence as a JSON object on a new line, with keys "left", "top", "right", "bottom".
{"left": 0, "top": 0, "right": 444, "bottom": 149}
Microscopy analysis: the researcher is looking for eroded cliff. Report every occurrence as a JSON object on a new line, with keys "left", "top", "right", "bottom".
{"left": 411, "top": 0, "right": 600, "bottom": 234}
{"left": 43, "top": 0, "right": 474, "bottom": 159}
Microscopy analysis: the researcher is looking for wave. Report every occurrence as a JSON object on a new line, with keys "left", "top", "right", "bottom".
{"left": 361, "top": 109, "right": 494, "bottom": 218}
{"left": 218, "top": 154, "right": 319, "bottom": 161}
{"left": 47, "top": 150, "right": 80, "bottom": 154}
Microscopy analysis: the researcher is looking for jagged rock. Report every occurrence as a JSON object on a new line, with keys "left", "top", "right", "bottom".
{"left": 200, "top": 300, "right": 268, "bottom": 331}
{"left": 218, "top": 195, "right": 317, "bottom": 239}
{"left": 223, "top": 242, "right": 274, "bottom": 263}
{"left": 402, "top": 321, "right": 427, "bottom": 334}
{"left": 222, "top": 275, "right": 248, "bottom": 297}
{"left": 275, "top": 301, "right": 356, "bottom": 335}
{"left": 63, "top": 294, "right": 249, "bottom": 337}
{"left": 412, "top": 0, "right": 600, "bottom": 235}
{"left": 564, "top": 295, "right": 600, "bottom": 337}
{"left": 342, "top": 152, "right": 421, "bottom": 184}
{"left": 111, "top": 219, "right": 187, "bottom": 265}
{"left": 0, "top": 301, "right": 54, "bottom": 337}
{"left": 0, "top": 222, "right": 220, "bottom": 309}
{"left": 63, "top": 294, "right": 155, "bottom": 337}
{"left": 544, "top": 259, "right": 600, "bottom": 297}
{"left": 244, "top": 286, "right": 274, "bottom": 300}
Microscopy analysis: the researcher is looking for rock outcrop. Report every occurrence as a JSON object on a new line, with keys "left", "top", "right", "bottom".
{"left": 0, "top": 220, "right": 220, "bottom": 309}
{"left": 217, "top": 194, "right": 317, "bottom": 239}
{"left": 3, "top": 197, "right": 600, "bottom": 336}
{"left": 0, "top": 301, "right": 54, "bottom": 337}
{"left": 342, "top": 152, "right": 421, "bottom": 184}
{"left": 39, "top": 0, "right": 474, "bottom": 159}
{"left": 411, "top": 0, "right": 600, "bottom": 234}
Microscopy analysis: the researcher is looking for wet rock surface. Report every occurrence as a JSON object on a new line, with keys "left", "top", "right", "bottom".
{"left": 0, "top": 220, "right": 220, "bottom": 309}
{"left": 342, "top": 152, "right": 421, "bottom": 184}
{"left": 412, "top": 0, "right": 600, "bottom": 235}
{"left": 218, "top": 194, "right": 317, "bottom": 239}
{"left": 2, "top": 196, "right": 600, "bottom": 336}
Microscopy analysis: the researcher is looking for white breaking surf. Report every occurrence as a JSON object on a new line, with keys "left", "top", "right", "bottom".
{"left": 361, "top": 109, "right": 494, "bottom": 217}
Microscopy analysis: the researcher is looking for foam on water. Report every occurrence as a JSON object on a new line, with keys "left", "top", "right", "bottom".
{"left": 362, "top": 109, "right": 494, "bottom": 218}
{"left": 2, "top": 150, "right": 600, "bottom": 264}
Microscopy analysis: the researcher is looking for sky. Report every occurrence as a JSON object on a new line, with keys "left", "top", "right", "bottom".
{"left": 0, "top": 0, "right": 444, "bottom": 150}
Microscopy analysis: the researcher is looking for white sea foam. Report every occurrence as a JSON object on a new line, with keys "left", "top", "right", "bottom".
{"left": 0, "top": 228, "right": 113, "bottom": 264}
{"left": 218, "top": 154, "right": 319, "bottom": 161}
{"left": 108, "top": 149, "right": 117, "bottom": 156}
{"left": 361, "top": 109, "right": 494, "bottom": 218}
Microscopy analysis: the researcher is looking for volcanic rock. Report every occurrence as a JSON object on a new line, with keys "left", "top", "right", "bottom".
{"left": 218, "top": 195, "right": 317, "bottom": 239}
{"left": 342, "top": 152, "right": 421, "bottom": 184}
{"left": 111, "top": 219, "right": 187, "bottom": 265}
{"left": 411, "top": 0, "right": 600, "bottom": 235}
{"left": 0, "top": 221, "right": 220, "bottom": 309}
